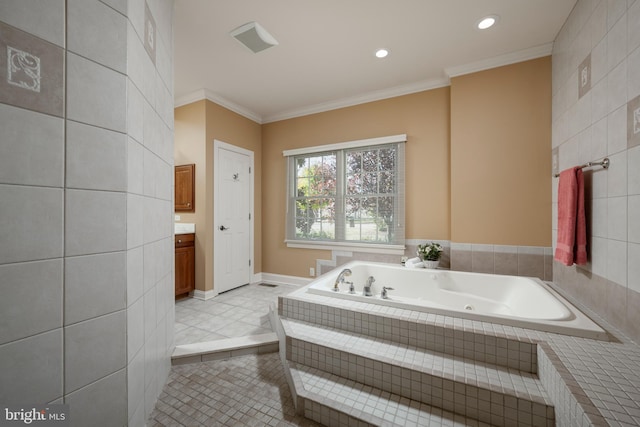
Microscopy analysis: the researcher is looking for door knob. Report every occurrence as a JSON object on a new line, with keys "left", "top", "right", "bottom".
{"left": 219, "top": 225, "right": 229, "bottom": 231}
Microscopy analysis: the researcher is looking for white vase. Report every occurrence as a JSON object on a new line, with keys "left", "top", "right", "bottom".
{"left": 422, "top": 260, "right": 440, "bottom": 269}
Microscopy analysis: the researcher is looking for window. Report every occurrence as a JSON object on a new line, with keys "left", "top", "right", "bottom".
{"left": 284, "top": 135, "right": 405, "bottom": 251}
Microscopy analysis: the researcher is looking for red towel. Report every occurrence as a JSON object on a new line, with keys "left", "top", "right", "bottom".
{"left": 555, "top": 167, "right": 587, "bottom": 266}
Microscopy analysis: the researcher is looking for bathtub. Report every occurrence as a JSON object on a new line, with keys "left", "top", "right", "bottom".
{"left": 306, "top": 261, "right": 607, "bottom": 340}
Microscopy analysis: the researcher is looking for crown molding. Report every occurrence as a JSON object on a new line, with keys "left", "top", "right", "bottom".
{"left": 445, "top": 43, "right": 553, "bottom": 78}
{"left": 262, "top": 77, "right": 450, "bottom": 123}
{"left": 174, "top": 44, "right": 553, "bottom": 124}
{"left": 174, "top": 88, "right": 263, "bottom": 123}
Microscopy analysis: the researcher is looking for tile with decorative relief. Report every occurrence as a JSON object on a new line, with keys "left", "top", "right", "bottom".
{"left": 144, "top": 1, "right": 156, "bottom": 65}
{"left": 578, "top": 54, "right": 591, "bottom": 99}
{"left": 628, "top": 94, "right": 640, "bottom": 148}
{"left": 0, "top": 21, "right": 63, "bottom": 117}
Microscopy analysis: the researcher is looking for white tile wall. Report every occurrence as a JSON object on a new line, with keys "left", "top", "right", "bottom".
{"left": 0, "top": 1, "right": 175, "bottom": 425}
{"left": 552, "top": 0, "right": 640, "bottom": 340}
{"left": 0, "top": 260, "right": 62, "bottom": 344}
{"left": 66, "top": 52, "right": 127, "bottom": 132}
{"left": 0, "top": 185, "right": 64, "bottom": 264}
{"left": 65, "top": 189, "right": 127, "bottom": 256}
{"left": 64, "top": 252, "right": 126, "bottom": 325}
{"left": 0, "top": 103, "right": 64, "bottom": 186}
{"left": 0, "top": 330, "right": 63, "bottom": 404}
{"left": 127, "top": 246, "right": 145, "bottom": 304}
{"left": 65, "top": 369, "right": 127, "bottom": 427}
{"left": 0, "top": 0, "right": 65, "bottom": 47}
{"left": 64, "top": 311, "right": 127, "bottom": 393}
{"left": 66, "top": 120, "right": 127, "bottom": 191}
{"left": 67, "top": 0, "right": 127, "bottom": 72}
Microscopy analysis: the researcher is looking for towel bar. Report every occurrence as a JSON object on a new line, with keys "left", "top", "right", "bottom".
{"left": 554, "top": 158, "right": 609, "bottom": 178}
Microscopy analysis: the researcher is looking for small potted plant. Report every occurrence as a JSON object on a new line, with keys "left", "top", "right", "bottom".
{"left": 417, "top": 242, "right": 443, "bottom": 269}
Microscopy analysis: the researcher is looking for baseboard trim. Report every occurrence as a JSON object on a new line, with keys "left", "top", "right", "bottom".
{"left": 261, "top": 273, "right": 312, "bottom": 287}
{"left": 192, "top": 289, "right": 217, "bottom": 301}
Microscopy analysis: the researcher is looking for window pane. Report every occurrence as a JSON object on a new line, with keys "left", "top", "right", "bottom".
{"left": 362, "top": 150, "right": 378, "bottom": 171}
{"left": 379, "top": 171, "right": 394, "bottom": 194}
{"left": 346, "top": 172, "right": 360, "bottom": 195}
{"left": 377, "top": 196, "right": 394, "bottom": 242}
{"left": 346, "top": 152, "right": 362, "bottom": 174}
{"left": 378, "top": 147, "right": 395, "bottom": 171}
{"left": 295, "top": 197, "right": 336, "bottom": 239}
{"left": 288, "top": 143, "right": 402, "bottom": 245}
{"left": 295, "top": 153, "right": 336, "bottom": 198}
{"left": 363, "top": 172, "right": 378, "bottom": 194}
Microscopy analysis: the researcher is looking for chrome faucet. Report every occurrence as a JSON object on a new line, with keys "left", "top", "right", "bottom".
{"left": 381, "top": 286, "right": 394, "bottom": 299}
{"left": 363, "top": 276, "right": 375, "bottom": 296}
{"left": 333, "top": 268, "right": 352, "bottom": 292}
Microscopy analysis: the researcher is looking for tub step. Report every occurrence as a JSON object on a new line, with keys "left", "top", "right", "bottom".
{"left": 278, "top": 293, "right": 539, "bottom": 373}
{"left": 282, "top": 318, "right": 555, "bottom": 427}
{"left": 290, "top": 362, "right": 490, "bottom": 427}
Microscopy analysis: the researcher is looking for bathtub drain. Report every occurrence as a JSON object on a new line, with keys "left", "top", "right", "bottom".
{"left": 464, "top": 304, "right": 474, "bottom": 311}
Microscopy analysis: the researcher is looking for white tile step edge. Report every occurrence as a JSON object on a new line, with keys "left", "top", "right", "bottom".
{"left": 172, "top": 333, "right": 278, "bottom": 365}
{"left": 290, "top": 363, "right": 491, "bottom": 427}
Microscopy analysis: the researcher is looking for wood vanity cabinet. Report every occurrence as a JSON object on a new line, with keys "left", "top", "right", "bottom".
{"left": 175, "top": 233, "right": 195, "bottom": 297}
{"left": 175, "top": 164, "right": 195, "bottom": 212}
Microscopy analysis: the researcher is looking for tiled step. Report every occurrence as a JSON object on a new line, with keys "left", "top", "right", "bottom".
{"left": 290, "top": 363, "right": 492, "bottom": 427}
{"left": 282, "top": 318, "right": 555, "bottom": 427}
{"left": 171, "top": 333, "right": 279, "bottom": 365}
{"left": 279, "top": 294, "right": 539, "bottom": 373}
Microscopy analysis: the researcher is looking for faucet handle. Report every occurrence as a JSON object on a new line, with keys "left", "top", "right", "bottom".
{"left": 346, "top": 281, "right": 355, "bottom": 294}
{"left": 381, "top": 286, "right": 394, "bottom": 299}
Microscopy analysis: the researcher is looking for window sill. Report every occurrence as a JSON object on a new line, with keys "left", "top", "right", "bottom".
{"left": 285, "top": 240, "right": 406, "bottom": 255}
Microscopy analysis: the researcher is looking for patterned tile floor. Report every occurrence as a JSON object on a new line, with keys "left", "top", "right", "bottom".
{"left": 151, "top": 283, "right": 315, "bottom": 426}
{"left": 149, "top": 352, "right": 321, "bottom": 427}
{"left": 174, "top": 283, "right": 299, "bottom": 346}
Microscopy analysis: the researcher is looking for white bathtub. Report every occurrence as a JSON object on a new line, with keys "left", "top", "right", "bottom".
{"left": 306, "top": 261, "right": 607, "bottom": 340}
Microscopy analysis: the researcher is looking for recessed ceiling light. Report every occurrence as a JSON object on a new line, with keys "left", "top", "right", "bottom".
{"left": 375, "top": 49, "right": 389, "bottom": 58}
{"left": 477, "top": 15, "right": 499, "bottom": 30}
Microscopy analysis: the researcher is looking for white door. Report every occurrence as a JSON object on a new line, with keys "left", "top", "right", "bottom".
{"left": 214, "top": 141, "right": 253, "bottom": 293}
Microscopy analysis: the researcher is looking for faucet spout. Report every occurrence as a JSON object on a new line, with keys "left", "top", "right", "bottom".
{"left": 363, "top": 276, "right": 375, "bottom": 296}
{"left": 333, "top": 268, "right": 352, "bottom": 292}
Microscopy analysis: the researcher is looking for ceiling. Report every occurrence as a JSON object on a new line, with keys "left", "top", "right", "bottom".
{"left": 173, "top": 0, "right": 577, "bottom": 123}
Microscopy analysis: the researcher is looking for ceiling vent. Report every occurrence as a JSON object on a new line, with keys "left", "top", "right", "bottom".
{"left": 230, "top": 21, "right": 278, "bottom": 53}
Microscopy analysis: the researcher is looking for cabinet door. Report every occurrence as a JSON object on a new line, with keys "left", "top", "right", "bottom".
{"left": 175, "top": 246, "right": 195, "bottom": 296}
{"left": 175, "top": 164, "right": 195, "bottom": 212}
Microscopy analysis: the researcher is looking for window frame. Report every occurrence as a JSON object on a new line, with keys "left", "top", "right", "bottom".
{"left": 283, "top": 134, "right": 406, "bottom": 255}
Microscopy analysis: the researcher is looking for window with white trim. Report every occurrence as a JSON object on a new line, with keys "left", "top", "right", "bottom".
{"left": 284, "top": 135, "right": 405, "bottom": 249}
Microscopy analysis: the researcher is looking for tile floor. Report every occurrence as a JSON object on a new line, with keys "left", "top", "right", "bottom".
{"left": 149, "top": 352, "right": 321, "bottom": 427}
{"left": 174, "top": 283, "right": 300, "bottom": 346}
{"left": 151, "top": 283, "right": 314, "bottom": 426}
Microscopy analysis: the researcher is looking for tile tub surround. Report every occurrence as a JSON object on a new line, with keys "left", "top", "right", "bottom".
{"left": 276, "top": 284, "right": 640, "bottom": 426}
{"left": 316, "top": 241, "right": 553, "bottom": 282}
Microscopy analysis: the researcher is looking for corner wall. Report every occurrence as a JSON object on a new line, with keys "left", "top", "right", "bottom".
{"left": 0, "top": 1, "right": 175, "bottom": 425}
{"left": 174, "top": 100, "right": 207, "bottom": 292}
{"left": 174, "top": 99, "right": 262, "bottom": 293}
{"left": 551, "top": 0, "right": 640, "bottom": 343}
{"left": 450, "top": 57, "right": 552, "bottom": 246}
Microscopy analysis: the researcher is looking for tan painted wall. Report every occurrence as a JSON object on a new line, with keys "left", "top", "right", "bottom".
{"left": 261, "top": 89, "right": 451, "bottom": 277}
{"left": 450, "top": 57, "right": 552, "bottom": 246}
{"left": 175, "top": 58, "right": 552, "bottom": 281}
{"left": 174, "top": 100, "right": 207, "bottom": 291}
{"left": 174, "top": 100, "right": 261, "bottom": 292}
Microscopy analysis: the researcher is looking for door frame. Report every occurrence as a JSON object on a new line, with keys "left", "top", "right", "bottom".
{"left": 213, "top": 139, "right": 255, "bottom": 293}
